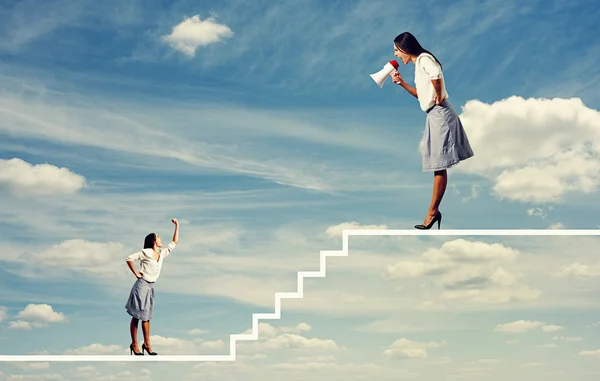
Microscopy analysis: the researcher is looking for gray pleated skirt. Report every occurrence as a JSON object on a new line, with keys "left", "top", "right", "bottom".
{"left": 125, "top": 277, "right": 155, "bottom": 321}
{"left": 420, "top": 99, "right": 474, "bottom": 172}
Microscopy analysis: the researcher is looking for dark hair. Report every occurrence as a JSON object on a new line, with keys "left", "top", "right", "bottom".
{"left": 394, "top": 32, "right": 442, "bottom": 69}
{"left": 143, "top": 233, "right": 157, "bottom": 249}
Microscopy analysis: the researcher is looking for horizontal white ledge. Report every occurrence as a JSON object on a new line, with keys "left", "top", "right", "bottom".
{"left": 0, "top": 355, "right": 234, "bottom": 362}
{"left": 342, "top": 229, "right": 600, "bottom": 236}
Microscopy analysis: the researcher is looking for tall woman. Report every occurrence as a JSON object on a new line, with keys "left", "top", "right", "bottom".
{"left": 125, "top": 218, "right": 179, "bottom": 355}
{"left": 391, "top": 32, "right": 474, "bottom": 229}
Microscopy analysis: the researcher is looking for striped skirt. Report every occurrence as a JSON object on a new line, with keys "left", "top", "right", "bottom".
{"left": 125, "top": 277, "right": 155, "bottom": 321}
{"left": 420, "top": 99, "right": 474, "bottom": 172}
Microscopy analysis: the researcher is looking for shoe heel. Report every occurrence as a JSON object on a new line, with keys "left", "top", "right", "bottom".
{"left": 130, "top": 343, "right": 143, "bottom": 356}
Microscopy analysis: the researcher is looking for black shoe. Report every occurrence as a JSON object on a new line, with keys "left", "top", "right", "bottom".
{"left": 142, "top": 343, "right": 157, "bottom": 355}
{"left": 414, "top": 211, "right": 442, "bottom": 230}
{"left": 130, "top": 343, "right": 144, "bottom": 356}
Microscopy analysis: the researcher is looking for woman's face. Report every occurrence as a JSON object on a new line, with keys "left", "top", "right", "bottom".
{"left": 393, "top": 44, "right": 411, "bottom": 64}
{"left": 155, "top": 235, "right": 163, "bottom": 247}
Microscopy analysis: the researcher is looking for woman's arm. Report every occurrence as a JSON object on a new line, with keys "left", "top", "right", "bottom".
{"left": 126, "top": 259, "right": 142, "bottom": 278}
{"left": 431, "top": 78, "right": 446, "bottom": 104}
{"left": 399, "top": 80, "right": 418, "bottom": 99}
{"left": 125, "top": 251, "right": 143, "bottom": 278}
{"left": 391, "top": 71, "right": 418, "bottom": 99}
{"left": 171, "top": 218, "right": 179, "bottom": 244}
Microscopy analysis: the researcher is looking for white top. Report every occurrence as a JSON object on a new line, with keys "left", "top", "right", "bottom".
{"left": 125, "top": 242, "right": 176, "bottom": 282}
{"left": 414, "top": 52, "right": 448, "bottom": 112}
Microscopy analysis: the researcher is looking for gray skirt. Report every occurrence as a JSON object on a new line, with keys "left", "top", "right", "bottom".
{"left": 420, "top": 99, "right": 474, "bottom": 172}
{"left": 125, "top": 277, "right": 155, "bottom": 321}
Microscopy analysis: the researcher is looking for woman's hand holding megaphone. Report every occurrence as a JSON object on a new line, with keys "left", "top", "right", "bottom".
{"left": 391, "top": 71, "right": 403, "bottom": 85}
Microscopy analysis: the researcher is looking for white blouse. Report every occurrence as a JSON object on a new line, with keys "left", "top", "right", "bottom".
{"left": 414, "top": 52, "right": 449, "bottom": 112}
{"left": 125, "top": 242, "right": 177, "bottom": 282}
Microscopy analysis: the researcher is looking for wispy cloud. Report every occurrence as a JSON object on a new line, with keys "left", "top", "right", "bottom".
{"left": 0, "top": 79, "right": 422, "bottom": 194}
{"left": 0, "top": 0, "right": 89, "bottom": 53}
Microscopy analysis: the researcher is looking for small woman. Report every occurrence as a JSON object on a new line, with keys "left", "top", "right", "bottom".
{"left": 125, "top": 218, "right": 179, "bottom": 355}
{"left": 391, "top": 32, "right": 474, "bottom": 230}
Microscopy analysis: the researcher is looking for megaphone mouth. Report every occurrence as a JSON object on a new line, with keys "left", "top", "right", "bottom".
{"left": 370, "top": 60, "right": 399, "bottom": 88}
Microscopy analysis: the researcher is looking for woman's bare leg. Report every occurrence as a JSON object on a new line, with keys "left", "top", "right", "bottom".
{"left": 424, "top": 169, "right": 447, "bottom": 224}
{"left": 130, "top": 317, "right": 141, "bottom": 352}
{"left": 142, "top": 320, "right": 153, "bottom": 352}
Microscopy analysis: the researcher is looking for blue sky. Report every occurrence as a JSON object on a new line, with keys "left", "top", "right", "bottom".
{"left": 1, "top": 0, "right": 600, "bottom": 380}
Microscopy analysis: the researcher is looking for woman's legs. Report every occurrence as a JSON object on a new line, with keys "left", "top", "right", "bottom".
{"left": 424, "top": 169, "right": 447, "bottom": 224}
{"left": 142, "top": 320, "right": 152, "bottom": 351}
{"left": 130, "top": 317, "right": 141, "bottom": 352}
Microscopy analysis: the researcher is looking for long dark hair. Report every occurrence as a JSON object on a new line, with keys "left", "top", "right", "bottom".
{"left": 143, "top": 233, "right": 156, "bottom": 249}
{"left": 394, "top": 32, "right": 442, "bottom": 69}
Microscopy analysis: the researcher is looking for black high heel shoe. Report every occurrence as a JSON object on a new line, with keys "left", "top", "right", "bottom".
{"left": 414, "top": 211, "right": 442, "bottom": 230}
{"left": 130, "top": 343, "right": 144, "bottom": 356}
{"left": 142, "top": 343, "right": 157, "bottom": 356}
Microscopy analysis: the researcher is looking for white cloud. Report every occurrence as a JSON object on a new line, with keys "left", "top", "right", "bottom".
{"left": 548, "top": 222, "right": 565, "bottom": 229}
{"left": 385, "top": 239, "right": 538, "bottom": 304}
{"left": 16, "top": 239, "right": 126, "bottom": 278}
{"left": 20, "top": 302, "right": 68, "bottom": 321}
{"left": 9, "top": 304, "right": 68, "bottom": 330}
{"left": 494, "top": 320, "right": 544, "bottom": 333}
{"left": 1, "top": 374, "right": 66, "bottom": 381}
{"left": 382, "top": 338, "right": 445, "bottom": 359}
{"left": 552, "top": 262, "right": 600, "bottom": 279}
{"left": 553, "top": 336, "right": 583, "bottom": 342}
{"left": 520, "top": 362, "right": 544, "bottom": 368}
{"left": 456, "top": 184, "right": 482, "bottom": 202}
{"left": 8, "top": 320, "right": 36, "bottom": 330}
{"left": 162, "top": 15, "right": 233, "bottom": 57}
{"left": 541, "top": 324, "right": 564, "bottom": 332}
{"left": 493, "top": 320, "right": 562, "bottom": 333}
{"left": 458, "top": 96, "right": 600, "bottom": 203}
{"left": 0, "top": 158, "right": 86, "bottom": 197}
{"left": 580, "top": 349, "right": 600, "bottom": 357}
{"left": 0, "top": 306, "right": 7, "bottom": 323}
{"left": 250, "top": 322, "right": 312, "bottom": 338}
{"left": 63, "top": 344, "right": 126, "bottom": 355}
{"left": 527, "top": 206, "right": 553, "bottom": 219}
{"left": 237, "top": 323, "right": 343, "bottom": 354}
{"left": 325, "top": 221, "right": 388, "bottom": 237}
{"left": 19, "top": 239, "right": 124, "bottom": 268}
{"left": 14, "top": 362, "right": 50, "bottom": 371}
